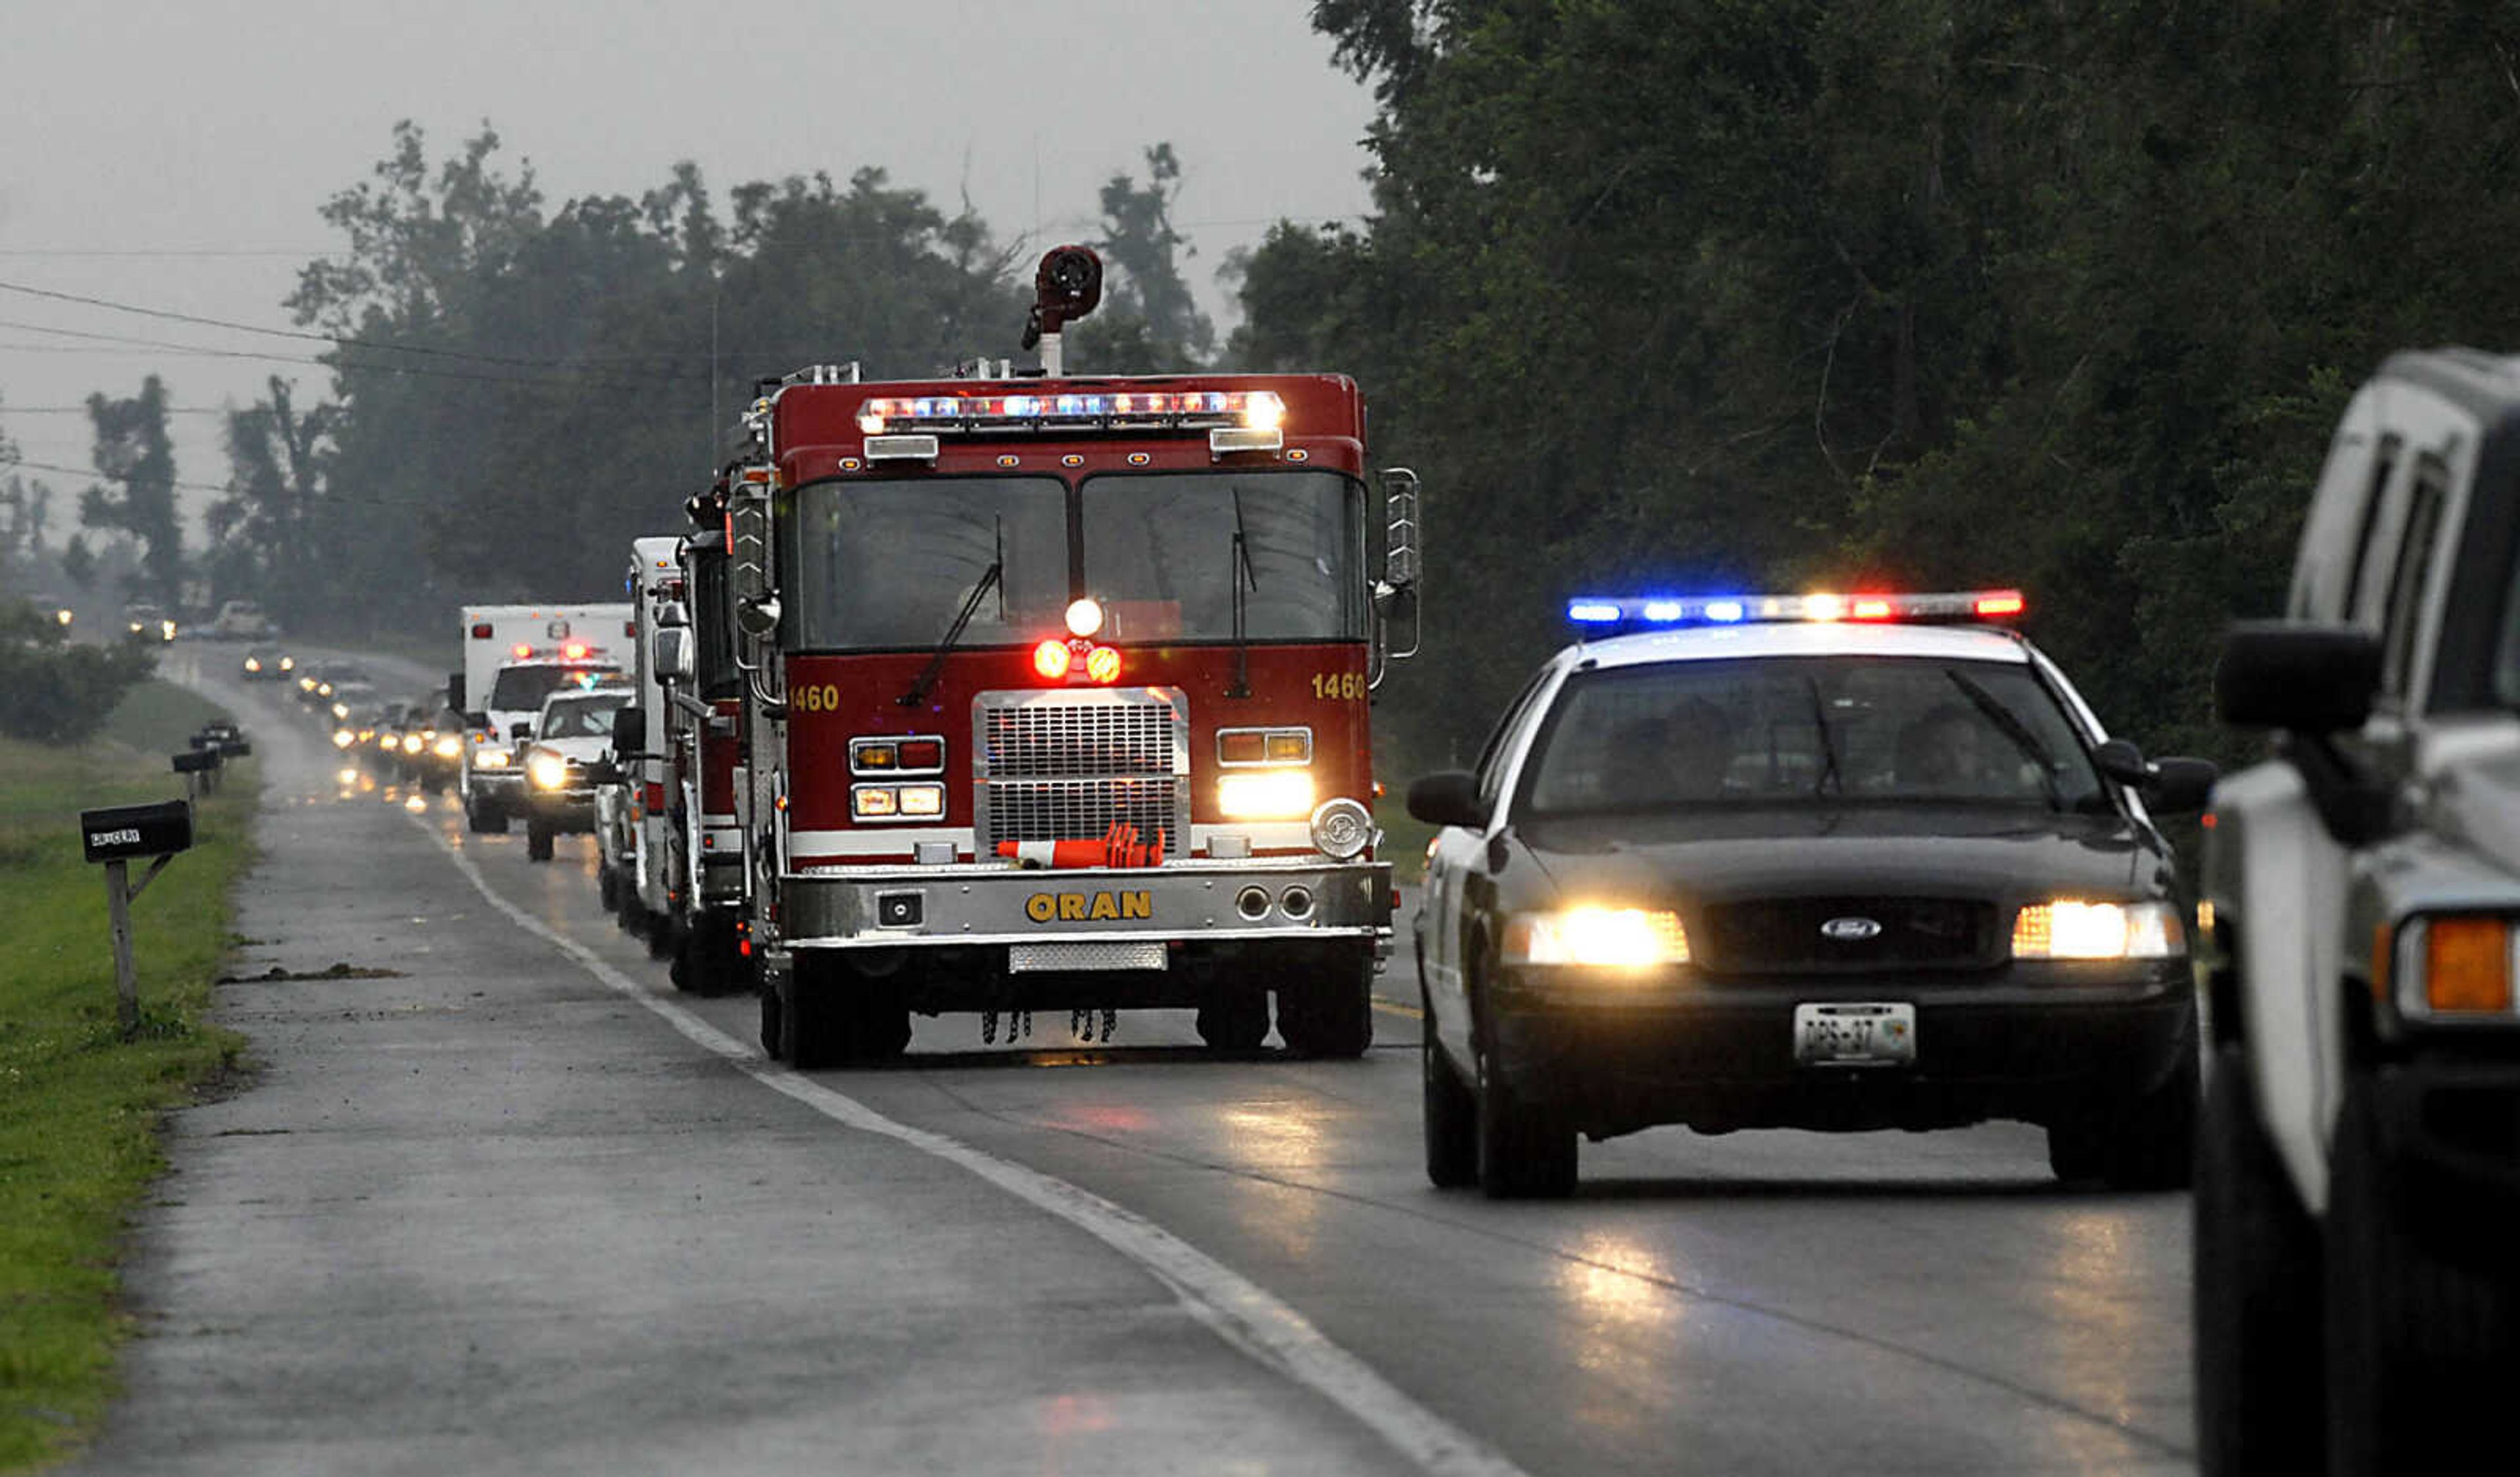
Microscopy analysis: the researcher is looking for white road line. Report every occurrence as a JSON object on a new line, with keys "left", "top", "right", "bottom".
{"left": 412, "top": 814, "right": 1532, "bottom": 1477}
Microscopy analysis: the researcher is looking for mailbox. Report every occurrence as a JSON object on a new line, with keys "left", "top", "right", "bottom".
{"left": 81, "top": 800, "right": 192, "bottom": 863}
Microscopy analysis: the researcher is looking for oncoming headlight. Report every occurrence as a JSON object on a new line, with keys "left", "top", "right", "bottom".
{"left": 526, "top": 752, "right": 569, "bottom": 791}
{"left": 475, "top": 749, "right": 511, "bottom": 769}
{"left": 1503, "top": 908, "right": 1690, "bottom": 968}
{"left": 1217, "top": 770, "right": 1315, "bottom": 820}
{"left": 434, "top": 735, "right": 463, "bottom": 759}
{"left": 2011, "top": 900, "right": 2184, "bottom": 960}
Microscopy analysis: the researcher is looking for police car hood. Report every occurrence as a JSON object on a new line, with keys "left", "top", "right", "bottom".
{"left": 530, "top": 734, "right": 612, "bottom": 763}
{"left": 1516, "top": 806, "right": 2157, "bottom": 905}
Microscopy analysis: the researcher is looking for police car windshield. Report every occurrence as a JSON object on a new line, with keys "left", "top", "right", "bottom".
{"left": 539, "top": 694, "right": 626, "bottom": 739}
{"left": 1521, "top": 655, "right": 2105, "bottom": 815}
{"left": 1081, "top": 470, "right": 1364, "bottom": 641}
{"left": 786, "top": 478, "right": 1069, "bottom": 650}
{"left": 488, "top": 665, "right": 622, "bottom": 713}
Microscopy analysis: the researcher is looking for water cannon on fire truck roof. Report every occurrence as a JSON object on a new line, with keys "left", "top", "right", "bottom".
{"left": 1020, "top": 245, "right": 1103, "bottom": 379}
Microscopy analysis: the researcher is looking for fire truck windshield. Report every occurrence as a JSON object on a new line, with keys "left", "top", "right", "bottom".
{"left": 787, "top": 478, "right": 1069, "bottom": 650}
{"left": 1082, "top": 470, "right": 1364, "bottom": 642}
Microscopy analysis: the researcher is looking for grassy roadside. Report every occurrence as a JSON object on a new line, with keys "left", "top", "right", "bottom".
{"left": 0, "top": 680, "right": 255, "bottom": 1472}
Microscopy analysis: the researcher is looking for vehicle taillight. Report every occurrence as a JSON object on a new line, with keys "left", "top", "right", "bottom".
{"left": 562, "top": 641, "right": 589, "bottom": 660}
{"left": 471, "top": 622, "right": 493, "bottom": 638}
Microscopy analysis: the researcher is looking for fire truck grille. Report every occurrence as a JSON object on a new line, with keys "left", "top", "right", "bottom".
{"left": 974, "top": 688, "right": 1190, "bottom": 850}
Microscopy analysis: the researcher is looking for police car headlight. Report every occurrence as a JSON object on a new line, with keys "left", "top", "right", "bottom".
{"left": 526, "top": 752, "right": 570, "bottom": 790}
{"left": 1309, "top": 798, "right": 1374, "bottom": 860}
{"left": 2011, "top": 900, "right": 2183, "bottom": 960}
{"left": 1217, "top": 770, "right": 1315, "bottom": 820}
{"left": 1503, "top": 908, "right": 1690, "bottom": 968}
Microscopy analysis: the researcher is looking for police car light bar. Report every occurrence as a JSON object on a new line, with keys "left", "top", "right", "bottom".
{"left": 856, "top": 390, "right": 1286, "bottom": 437}
{"left": 1567, "top": 589, "right": 2027, "bottom": 630}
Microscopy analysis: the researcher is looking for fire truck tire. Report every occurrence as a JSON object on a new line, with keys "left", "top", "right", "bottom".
{"left": 1276, "top": 946, "right": 1375, "bottom": 1058}
{"left": 1195, "top": 991, "right": 1269, "bottom": 1052}
{"left": 785, "top": 956, "right": 911, "bottom": 1066}
{"left": 465, "top": 798, "right": 507, "bottom": 835}
{"left": 526, "top": 820, "right": 555, "bottom": 862}
{"left": 644, "top": 910, "right": 677, "bottom": 961}
{"left": 759, "top": 982, "right": 783, "bottom": 1060}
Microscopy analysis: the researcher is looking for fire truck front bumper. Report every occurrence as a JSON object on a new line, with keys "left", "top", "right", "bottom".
{"left": 780, "top": 858, "right": 1393, "bottom": 951}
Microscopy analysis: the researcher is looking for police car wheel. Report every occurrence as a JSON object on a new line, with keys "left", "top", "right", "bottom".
{"left": 1423, "top": 1016, "right": 1479, "bottom": 1190}
{"left": 2192, "top": 1047, "right": 2321, "bottom": 1477}
{"left": 526, "top": 820, "right": 555, "bottom": 862}
{"left": 1475, "top": 1039, "right": 1576, "bottom": 1199}
{"left": 2322, "top": 1073, "right": 2516, "bottom": 1474}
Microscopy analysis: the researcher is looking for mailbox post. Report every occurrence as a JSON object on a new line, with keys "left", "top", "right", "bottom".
{"left": 79, "top": 801, "right": 193, "bottom": 1041}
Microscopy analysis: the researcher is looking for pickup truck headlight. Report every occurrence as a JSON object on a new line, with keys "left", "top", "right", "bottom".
{"left": 526, "top": 752, "right": 570, "bottom": 791}
{"left": 2387, "top": 916, "right": 2520, "bottom": 1018}
{"left": 1503, "top": 907, "right": 1691, "bottom": 968}
{"left": 474, "top": 749, "right": 511, "bottom": 769}
{"left": 2011, "top": 900, "right": 2185, "bottom": 960}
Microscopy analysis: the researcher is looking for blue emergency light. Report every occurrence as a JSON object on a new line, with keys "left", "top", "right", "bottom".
{"left": 1567, "top": 589, "right": 2026, "bottom": 633}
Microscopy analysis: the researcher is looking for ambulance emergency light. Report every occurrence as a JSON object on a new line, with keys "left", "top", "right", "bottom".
{"left": 1567, "top": 589, "right": 2026, "bottom": 631}
{"left": 857, "top": 390, "right": 1286, "bottom": 436}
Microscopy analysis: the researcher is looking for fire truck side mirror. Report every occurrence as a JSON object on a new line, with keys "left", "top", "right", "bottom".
{"left": 734, "top": 596, "right": 782, "bottom": 642}
{"left": 1377, "top": 467, "right": 1424, "bottom": 669}
{"left": 610, "top": 705, "right": 645, "bottom": 758}
{"left": 654, "top": 627, "right": 695, "bottom": 684}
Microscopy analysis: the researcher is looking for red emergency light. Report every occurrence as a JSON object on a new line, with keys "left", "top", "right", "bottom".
{"left": 562, "top": 641, "right": 590, "bottom": 661}
{"left": 511, "top": 642, "right": 533, "bottom": 659}
{"left": 1033, "top": 639, "right": 1072, "bottom": 680}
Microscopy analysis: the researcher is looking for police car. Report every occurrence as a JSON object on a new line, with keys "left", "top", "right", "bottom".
{"left": 1406, "top": 591, "right": 2217, "bottom": 1197}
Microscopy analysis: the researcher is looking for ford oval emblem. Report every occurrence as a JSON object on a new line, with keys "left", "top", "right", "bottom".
{"left": 1821, "top": 917, "right": 1883, "bottom": 942}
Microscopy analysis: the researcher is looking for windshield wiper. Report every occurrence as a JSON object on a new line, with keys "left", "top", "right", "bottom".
{"left": 1943, "top": 668, "right": 2065, "bottom": 809}
{"left": 1227, "top": 488, "right": 1258, "bottom": 699}
{"left": 898, "top": 517, "right": 1004, "bottom": 708}
{"left": 1803, "top": 676, "right": 1843, "bottom": 797}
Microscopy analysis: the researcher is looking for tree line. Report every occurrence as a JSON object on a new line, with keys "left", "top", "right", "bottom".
{"left": 9, "top": 1, "right": 2520, "bottom": 770}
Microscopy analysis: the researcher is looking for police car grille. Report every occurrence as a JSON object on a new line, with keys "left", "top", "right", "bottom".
{"left": 975, "top": 690, "right": 1186, "bottom": 848}
{"left": 1698, "top": 897, "right": 1999, "bottom": 974}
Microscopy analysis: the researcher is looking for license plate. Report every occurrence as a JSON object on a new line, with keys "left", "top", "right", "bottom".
{"left": 1793, "top": 1002, "right": 1916, "bottom": 1068}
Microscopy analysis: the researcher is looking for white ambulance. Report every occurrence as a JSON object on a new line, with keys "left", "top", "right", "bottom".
{"left": 449, "top": 604, "right": 632, "bottom": 834}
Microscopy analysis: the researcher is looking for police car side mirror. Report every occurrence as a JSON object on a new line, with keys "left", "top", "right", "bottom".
{"left": 2146, "top": 757, "right": 2219, "bottom": 814}
{"left": 611, "top": 705, "right": 644, "bottom": 757}
{"left": 510, "top": 720, "right": 533, "bottom": 741}
{"left": 2091, "top": 739, "right": 2149, "bottom": 786}
{"left": 2217, "top": 622, "right": 2380, "bottom": 733}
{"left": 1406, "top": 770, "right": 1484, "bottom": 829}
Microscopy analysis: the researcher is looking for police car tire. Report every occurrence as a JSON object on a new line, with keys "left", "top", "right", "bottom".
{"left": 2322, "top": 1073, "right": 2516, "bottom": 1475}
{"left": 2191, "top": 1048, "right": 2321, "bottom": 1477}
{"left": 1475, "top": 1041, "right": 1576, "bottom": 1199}
{"left": 1423, "top": 1022, "right": 1479, "bottom": 1189}
{"left": 526, "top": 820, "right": 555, "bottom": 862}
{"left": 1196, "top": 991, "right": 1269, "bottom": 1052}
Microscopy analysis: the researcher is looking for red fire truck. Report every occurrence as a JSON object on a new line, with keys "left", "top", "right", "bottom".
{"left": 708, "top": 247, "right": 1421, "bottom": 1067}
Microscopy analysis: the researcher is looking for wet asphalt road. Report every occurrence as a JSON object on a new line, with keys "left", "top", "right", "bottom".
{"left": 75, "top": 645, "right": 2198, "bottom": 1475}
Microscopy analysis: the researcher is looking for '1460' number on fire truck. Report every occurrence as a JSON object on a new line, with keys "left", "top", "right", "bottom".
{"left": 793, "top": 684, "right": 842, "bottom": 712}
{"left": 1311, "top": 672, "right": 1366, "bottom": 701}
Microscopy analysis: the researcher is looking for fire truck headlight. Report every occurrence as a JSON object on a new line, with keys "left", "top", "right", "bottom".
{"left": 853, "top": 786, "right": 900, "bottom": 818}
{"left": 1310, "top": 799, "right": 1375, "bottom": 860}
{"left": 1218, "top": 770, "right": 1315, "bottom": 820}
{"left": 898, "top": 783, "right": 945, "bottom": 818}
{"left": 526, "top": 752, "right": 569, "bottom": 791}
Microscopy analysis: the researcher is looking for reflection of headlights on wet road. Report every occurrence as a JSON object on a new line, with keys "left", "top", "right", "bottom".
{"left": 335, "top": 766, "right": 360, "bottom": 787}
{"left": 526, "top": 752, "right": 569, "bottom": 790}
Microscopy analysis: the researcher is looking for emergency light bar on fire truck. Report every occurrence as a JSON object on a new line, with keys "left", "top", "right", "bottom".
{"left": 1566, "top": 589, "right": 2027, "bottom": 633}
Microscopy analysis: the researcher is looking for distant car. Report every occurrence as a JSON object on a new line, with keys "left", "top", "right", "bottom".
{"left": 210, "top": 600, "right": 275, "bottom": 640}
{"left": 518, "top": 688, "right": 633, "bottom": 862}
{"left": 240, "top": 645, "right": 293, "bottom": 680}
{"left": 124, "top": 603, "right": 177, "bottom": 643}
{"left": 1408, "top": 590, "right": 2216, "bottom": 1197}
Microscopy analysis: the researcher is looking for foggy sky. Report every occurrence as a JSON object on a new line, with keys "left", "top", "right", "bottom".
{"left": 1, "top": 0, "right": 1378, "bottom": 531}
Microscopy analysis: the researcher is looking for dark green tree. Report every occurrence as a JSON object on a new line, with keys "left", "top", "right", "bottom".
{"left": 1074, "top": 143, "right": 1213, "bottom": 372}
{"left": 80, "top": 376, "right": 182, "bottom": 606}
